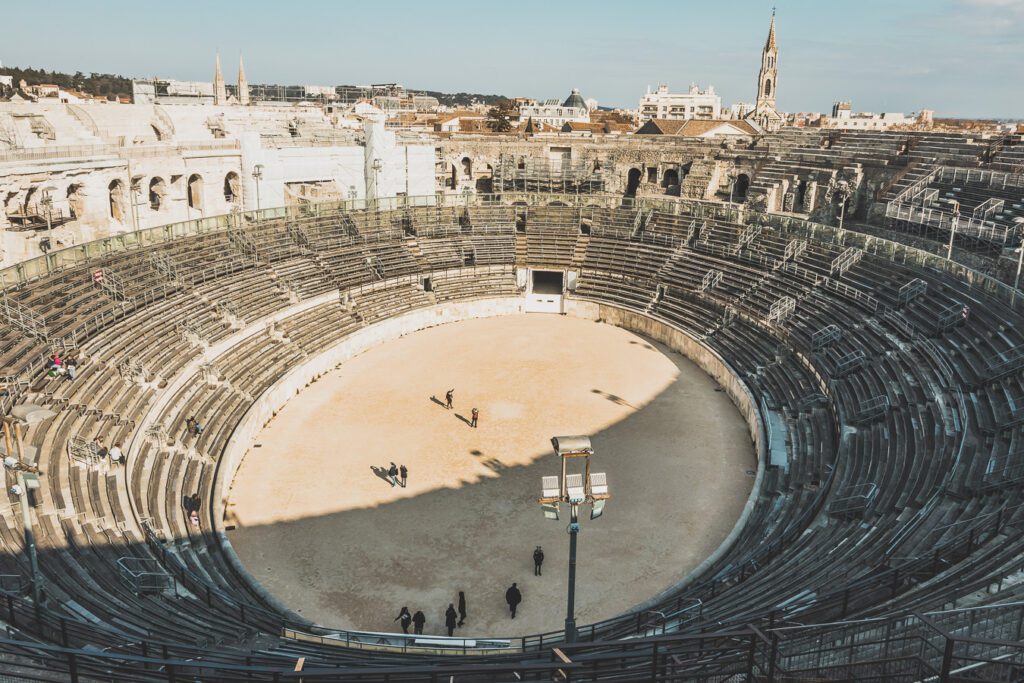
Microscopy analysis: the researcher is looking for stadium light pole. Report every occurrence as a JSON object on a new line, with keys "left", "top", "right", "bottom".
{"left": 252, "top": 164, "right": 264, "bottom": 213}
{"left": 40, "top": 185, "right": 57, "bottom": 272}
{"left": 539, "top": 436, "right": 610, "bottom": 644}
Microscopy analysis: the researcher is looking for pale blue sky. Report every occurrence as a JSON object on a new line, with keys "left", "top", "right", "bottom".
{"left": 2, "top": 0, "right": 1022, "bottom": 117}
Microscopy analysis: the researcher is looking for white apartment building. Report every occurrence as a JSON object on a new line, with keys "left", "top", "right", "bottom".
{"left": 638, "top": 84, "right": 722, "bottom": 121}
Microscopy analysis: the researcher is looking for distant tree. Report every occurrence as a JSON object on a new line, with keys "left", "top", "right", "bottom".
{"left": 486, "top": 104, "right": 513, "bottom": 133}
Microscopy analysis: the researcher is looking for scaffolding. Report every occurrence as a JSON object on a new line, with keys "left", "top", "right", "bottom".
{"left": 985, "top": 344, "right": 1024, "bottom": 382}
{"left": 116, "top": 557, "right": 172, "bottom": 594}
{"left": 491, "top": 154, "right": 606, "bottom": 194}
{"left": 94, "top": 269, "right": 130, "bottom": 302}
{"left": 854, "top": 395, "right": 890, "bottom": 423}
{"left": 766, "top": 296, "right": 796, "bottom": 325}
{"left": 227, "top": 228, "right": 261, "bottom": 263}
{"left": 735, "top": 224, "right": 763, "bottom": 254}
{"left": 701, "top": 269, "right": 723, "bottom": 292}
{"left": 897, "top": 278, "right": 928, "bottom": 307}
{"left": 117, "top": 359, "right": 147, "bottom": 385}
{"left": 829, "top": 482, "right": 879, "bottom": 517}
{"left": 778, "top": 238, "right": 807, "bottom": 268}
{"left": 830, "top": 247, "right": 864, "bottom": 277}
{"left": 0, "top": 294, "right": 50, "bottom": 344}
{"left": 67, "top": 435, "right": 104, "bottom": 468}
{"left": 834, "top": 350, "right": 867, "bottom": 377}
{"left": 934, "top": 302, "right": 967, "bottom": 334}
{"left": 149, "top": 251, "right": 180, "bottom": 284}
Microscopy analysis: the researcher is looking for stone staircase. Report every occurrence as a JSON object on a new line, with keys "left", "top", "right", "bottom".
{"left": 571, "top": 234, "right": 590, "bottom": 267}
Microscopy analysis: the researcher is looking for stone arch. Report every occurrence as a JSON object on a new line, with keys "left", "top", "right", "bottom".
{"left": 461, "top": 157, "right": 472, "bottom": 178}
{"left": 108, "top": 179, "right": 127, "bottom": 222}
{"left": 662, "top": 168, "right": 680, "bottom": 196}
{"left": 23, "top": 186, "right": 39, "bottom": 214}
{"left": 187, "top": 174, "right": 203, "bottom": 211}
{"left": 625, "top": 168, "right": 642, "bottom": 197}
{"left": 66, "top": 184, "right": 84, "bottom": 219}
{"left": 149, "top": 177, "right": 166, "bottom": 211}
{"left": 735, "top": 173, "right": 751, "bottom": 200}
{"left": 224, "top": 172, "right": 241, "bottom": 205}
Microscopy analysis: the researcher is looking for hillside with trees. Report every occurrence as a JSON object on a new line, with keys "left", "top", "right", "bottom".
{"left": 0, "top": 66, "right": 133, "bottom": 100}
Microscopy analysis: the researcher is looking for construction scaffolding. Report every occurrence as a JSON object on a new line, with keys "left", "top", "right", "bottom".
{"left": 1, "top": 294, "right": 50, "bottom": 344}
{"left": 491, "top": 154, "right": 606, "bottom": 194}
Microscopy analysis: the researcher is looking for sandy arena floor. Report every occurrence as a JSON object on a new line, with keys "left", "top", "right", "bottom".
{"left": 226, "top": 314, "right": 754, "bottom": 638}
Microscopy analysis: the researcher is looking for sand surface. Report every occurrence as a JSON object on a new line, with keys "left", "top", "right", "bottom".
{"left": 227, "top": 314, "right": 754, "bottom": 638}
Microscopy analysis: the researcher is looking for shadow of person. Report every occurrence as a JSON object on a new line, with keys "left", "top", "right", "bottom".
{"left": 429, "top": 396, "right": 447, "bottom": 409}
{"left": 454, "top": 414, "right": 473, "bottom": 427}
{"left": 370, "top": 465, "right": 392, "bottom": 484}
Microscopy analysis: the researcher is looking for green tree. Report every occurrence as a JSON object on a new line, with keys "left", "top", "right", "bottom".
{"left": 486, "top": 105, "right": 513, "bottom": 133}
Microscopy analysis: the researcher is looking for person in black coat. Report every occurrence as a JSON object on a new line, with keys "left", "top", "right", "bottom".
{"left": 394, "top": 606, "right": 412, "bottom": 634}
{"left": 457, "top": 591, "right": 467, "bottom": 627}
{"left": 412, "top": 609, "right": 426, "bottom": 635}
{"left": 505, "top": 582, "right": 522, "bottom": 618}
{"left": 445, "top": 603, "right": 458, "bottom": 637}
{"left": 533, "top": 546, "right": 545, "bottom": 576}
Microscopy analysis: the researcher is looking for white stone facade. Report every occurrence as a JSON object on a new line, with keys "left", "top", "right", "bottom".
{"left": 638, "top": 84, "right": 722, "bottom": 121}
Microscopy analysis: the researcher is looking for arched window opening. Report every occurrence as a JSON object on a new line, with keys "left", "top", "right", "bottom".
{"left": 149, "top": 177, "right": 166, "bottom": 211}
{"left": 187, "top": 174, "right": 203, "bottom": 210}
{"left": 223, "top": 172, "right": 240, "bottom": 205}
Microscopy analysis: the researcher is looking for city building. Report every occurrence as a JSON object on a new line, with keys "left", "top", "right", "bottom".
{"left": 519, "top": 89, "right": 590, "bottom": 128}
{"left": 638, "top": 84, "right": 721, "bottom": 121}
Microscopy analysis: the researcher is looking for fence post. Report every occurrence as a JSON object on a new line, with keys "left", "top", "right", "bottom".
{"left": 939, "top": 636, "right": 954, "bottom": 683}
{"left": 746, "top": 630, "right": 757, "bottom": 681}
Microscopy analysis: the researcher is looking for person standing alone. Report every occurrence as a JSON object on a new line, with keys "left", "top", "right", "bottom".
{"left": 471, "top": 407, "right": 479, "bottom": 428}
{"left": 394, "top": 606, "right": 412, "bottom": 634}
{"left": 457, "top": 590, "right": 467, "bottom": 627}
{"left": 533, "top": 546, "right": 544, "bottom": 576}
{"left": 445, "top": 603, "right": 458, "bottom": 637}
{"left": 505, "top": 582, "right": 522, "bottom": 619}
{"left": 445, "top": 388, "right": 454, "bottom": 410}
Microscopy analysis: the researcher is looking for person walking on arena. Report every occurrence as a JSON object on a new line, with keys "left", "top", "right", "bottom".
{"left": 400, "top": 464, "right": 408, "bottom": 488}
{"left": 412, "top": 609, "right": 426, "bottom": 635}
{"left": 457, "top": 590, "right": 467, "bottom": 627}
{"left": 445, "top": 389, "right": 454, "bottom": 410}
{"left": 388, "top": 462, "right": 399, "bottom": 487}
{"left": 533, "top": 546, "right": 545, "bottom": 576}
{"left": 394, "top": 606, "right": 412, "bottom": 634}
{"left": 505, "top": 582, "right": 522, "bottom": 619}
{"left": 445, "top": 603, "right": 458, "bottom": 637}
{"left": 471, "top": 407, "right": 479, "bottom": 429}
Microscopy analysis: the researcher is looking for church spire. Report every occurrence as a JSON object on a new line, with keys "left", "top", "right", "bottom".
{"left": 765, "top": 8, "right": 777, "bottom": 51}
{"left": 237, "top": 55, "right": 249, "bottom": 106}
{"left": 213, "top": 52, "right": 226, "bottom": 106}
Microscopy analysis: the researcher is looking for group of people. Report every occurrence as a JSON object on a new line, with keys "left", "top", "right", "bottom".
{"left": 386, "top": 462, "right": 408, "bottom": 488}
{"left": 91, "top": 435, "right": 125, "bottom": 466}
{"left": 46, "top": 353, "right": 78, "bottom": 381}
{"left": 391, "top": 548, "right": 545, "bottom": 638}
{"left": 395, "top": 589, "right": 468, "bottom": 637}
{"left": 185, "top": 416, "right": 204, "bottom": 438}
{"left": 443, "top": 389, "right": 479, "bottom": 429}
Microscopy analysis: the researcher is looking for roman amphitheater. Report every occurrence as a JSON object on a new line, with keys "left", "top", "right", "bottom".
{"left": 1, "top": 95, "right": 1024, "bottom": 682}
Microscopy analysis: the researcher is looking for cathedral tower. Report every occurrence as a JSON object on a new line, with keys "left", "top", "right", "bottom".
{"left": 237, "top": 55, "right": 249, "bottom": 106}
{"left": 747, "top": 10, "right": 783, "bottom": 131}
{"left": 214, "top": 53, "right": 227, "bottom": 106}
